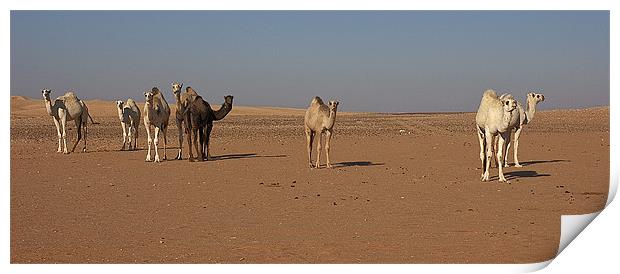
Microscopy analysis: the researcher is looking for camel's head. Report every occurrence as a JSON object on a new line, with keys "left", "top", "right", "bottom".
{"left": 41, "top": 89, "right": 52, "bottom": 100}
{"left": 144, "top": 92, "right": 154, "bottom": 103}
{"left": 116, "top": 100, "right": 124, "bottom": 109}
{"left": 500, "top": 96, "right": 518, "bottom": 113}
{"left": 224, "top": 95, "right": 234, "bottom": 105}
{"left": 528, "top": 92, "right": 545, "bottom": 104}
{"left": 172, "top": 83, "right": 183, "bottom": 96}
{"left": 328, "top": 100, "right": 339, "bottom": 111}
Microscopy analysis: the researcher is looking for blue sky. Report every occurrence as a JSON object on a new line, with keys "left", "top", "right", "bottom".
{"left": 11, "top": 11, "right": 609, "bottom": 112}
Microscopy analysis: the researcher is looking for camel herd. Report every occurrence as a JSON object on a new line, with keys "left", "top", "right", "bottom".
{"left": 40, "top": 86, "right": 545, "bottom": 182}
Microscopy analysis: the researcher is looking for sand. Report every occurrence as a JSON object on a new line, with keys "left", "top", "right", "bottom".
{"left": 10, "top": 96, "right": 609, "bottom": 263}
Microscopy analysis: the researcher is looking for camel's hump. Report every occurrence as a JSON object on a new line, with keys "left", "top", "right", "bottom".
{"left": 61, "top": 92, "right": 80, "bottom": 103}
{"left": 125, "top": 98, "right": 139, "bottom": 109}
{"left": 310, "top": 96, "right": 324, "bottom": 106}
{"left": 482, "top": 89, "right": 498, "bottom": 98}
{"left": 185, "top": 87, "right": 199, "bottom": 96}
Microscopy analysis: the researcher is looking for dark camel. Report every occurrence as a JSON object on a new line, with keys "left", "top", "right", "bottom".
{"left": 183, "top": 87, "right": 234, "bottom": 161}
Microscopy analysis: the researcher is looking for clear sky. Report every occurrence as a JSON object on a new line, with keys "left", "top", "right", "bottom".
{"left": 10, "top": 11, "right": 609, "bottom": 112}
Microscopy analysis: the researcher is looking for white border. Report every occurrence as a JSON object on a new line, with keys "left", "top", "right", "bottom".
{"left": 2, "top": 1, "right": 616, "bottom": 274}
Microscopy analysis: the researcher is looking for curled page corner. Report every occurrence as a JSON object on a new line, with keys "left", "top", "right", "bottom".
{"left": 558, "top": 212, "right": 601, "bottom": 255}
{"left": 607, "top": 171, "right": 618, "bottom": 206}
{"left": 509, "top": 212, "right": 602, "bottom": 273}
{"left": 511, "top": 259, "right": 553, "bottom": 273}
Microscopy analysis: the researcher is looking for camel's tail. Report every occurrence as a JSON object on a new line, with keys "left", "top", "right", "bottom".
{"left": 88, "top": 112, "right": 100, "bottom": 124}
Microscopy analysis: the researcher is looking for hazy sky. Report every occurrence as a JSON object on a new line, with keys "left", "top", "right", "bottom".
{"left": 11, "top": 11, "right": 609, "bottom": 112}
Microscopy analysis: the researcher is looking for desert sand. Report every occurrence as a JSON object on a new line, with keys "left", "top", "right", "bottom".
{"left": 10, "top": 95, "right": 609, "bottom": 263}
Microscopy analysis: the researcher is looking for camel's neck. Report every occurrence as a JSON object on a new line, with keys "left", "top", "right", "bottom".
{"left": 174, "top": 94, "right": 182, "bottom": 106}
{"left": 501, "top": 109, "right": 515, "bottom": 130}
{"left": 43, "top": 98, "right": 54, "bottom": 116}
{"left": 145, "top": 101, "right": 155, "bottom": 119}
{"left": 524, "top": 99, "right": 537, "bottom": 125}
{"left": 117, "top": 106, "right": 124, "bottom": 120}
{"left": 325, "top": 109, "right": 337, "bottom": 129}
{"left": 213, "top": 102, "right": 233, "bottom": 121}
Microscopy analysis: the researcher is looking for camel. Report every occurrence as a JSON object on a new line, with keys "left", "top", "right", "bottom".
{"left": 500, "top": 92, "right": 546, "bottom": 167}
{"left": 41, "top": 89, "right": 97, "bottom": 154}
{"left": 116, "top": 98, "right": 141, "bottom": 151}
{"left": 143, "top": 87, "right": 171, "bottom": 162}
{"left": 304, "top": 96, "right": 339, "bottom": 168}
{"left": 171, "top": 82, "right": 199, "bottom": 160}
{"left": 182, "top": 87, "right": 234, "bottom": 161}
{"left": 475, "top": 89, "right": 519, "bottom": 182}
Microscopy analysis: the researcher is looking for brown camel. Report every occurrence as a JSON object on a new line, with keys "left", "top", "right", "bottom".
{"left": 182, "top": 87, "right": 234, "bottom": 161}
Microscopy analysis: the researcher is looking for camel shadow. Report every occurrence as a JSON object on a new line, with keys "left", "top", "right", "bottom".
{"left": 503, "top": 170, "right": 551, "bottom": 180}
{"left": 332, "top": 161, "right": 385, "bottom": 167}
{"left": 518, "top": 159, "right": 569, "bottom": 167}
{"left": 211, "top": 153, "right": 288, "bottom": 161}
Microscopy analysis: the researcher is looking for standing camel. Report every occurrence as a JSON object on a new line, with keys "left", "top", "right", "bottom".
{"left": 183, "top": 87, "right": 234, "bottom": 161}
{"left": 475, "top": 89, "right": 520, "bottom": 182}
{"left": 143, "top": 87, "right": 170, "bottom": 162}
{"left": 41, "top": 89, "right": 97, "bottom": 154}
{"left": 502, "top": 92, "right": 546, "bottom": 167}
{"left": 171, "top": 83, "right": 199, "bottom": 160}
{"left": 304, "top": 96, "right": 339, "bottom": 168}
{"left": 116, "top": 98, "right": 141, "bottom": 151}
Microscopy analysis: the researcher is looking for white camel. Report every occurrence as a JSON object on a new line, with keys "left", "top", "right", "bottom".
{"left": 116, "top": 98, "right": 141, "bottom": 151}
{"left": 42, "top": 89, "right": 96, "bottom": 154}
{"left": 500, "top": 92, "right": 546, "bottom": 167}
{"left": 304, "top": 96, "right": 339, "bottom": 168}
{"left": 143, "top": 87, "right": 171, "bottom": 162}
{"left": 475, "top": 89, "right": 520, "bottom": 182}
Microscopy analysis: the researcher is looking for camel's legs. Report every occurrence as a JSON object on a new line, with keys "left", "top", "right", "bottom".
{"left": 305, "top": 128, "right": 314, "bottom": 168}
{"left": 476, "top": 126, "right": 486, "bottom": 178}
{"left": 120, "top": 122, "right": 127, "bottom": 150}
{"left": 175, "top": 120, "right": 184, "bottom": 160}
{"left": 186, "top": 125, "right": 195, "bottom": 161}
{"left": 504, "top": 140, "right": 511, "bottom": 167}
{"left": 491, "top": 135, "right": 499, "bottom": 168}
{"left": 503, "top": 129, "right": 516, "bottom": 167}
{"left": 325, "top": 130, "right": 333, "bottom": 168}
{"left": 145, "top": 123, "right": 152, "bottom": 162}
{"left": 82, "top": 122, "right": 87, "bottom": 152}
{"left": 497, "top": 132, "right": 511, "bottom": 182}
{"left": 162, "top": 126, "right": 168, "bottom": 160}
{"left": 53, "top": 118, "right": 62, "bottom": 153}
{"left": 315, "top": 132, "right": 323, "bottom": 169}
{"left": 192, "top": 128, "right": 202, "bottom": 162}
{"left": 127, "top": 123, "right": 133, "bottom": 150}
{"left": 482, "top": 130, "right": 493, "bottom": 181}
{"left": 153, "top": 126, "right": 161, "bottom": 162}
{"left": 71, "top": 119, "right": 82, "bottom": 153}
{"left": 512, "top": 127, "right": 523, "bottom": 167}
{"left": 134, "top": 123, "right": 139, "bottom": 150}
{"left": 61, "top": 117, "right": 68, "bottom": 154}
{"left": 204, "top": 123, "right": 213, "bottom": 160}
{"left": 199, "top": 126, "right": 206, "bottom": 160}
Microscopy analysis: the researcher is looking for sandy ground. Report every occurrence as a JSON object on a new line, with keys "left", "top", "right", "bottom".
{"left": 10, "top": 95, "right": 609, "bottom": 263}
